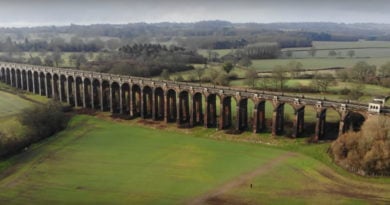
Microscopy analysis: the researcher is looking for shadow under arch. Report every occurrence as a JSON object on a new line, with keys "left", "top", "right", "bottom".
{"left": 153, "top": 87, "right": 164, "bottom": 120}
{"left": 166, "top": 89, "right": 177, "bottom": 122}
{"left": 191, "top": 92, "right": 203, "bottom": 127}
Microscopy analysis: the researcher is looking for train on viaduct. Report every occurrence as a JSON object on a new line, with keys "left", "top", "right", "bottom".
{"left": 0, "top": 62, "right": 388, "bottom": 140}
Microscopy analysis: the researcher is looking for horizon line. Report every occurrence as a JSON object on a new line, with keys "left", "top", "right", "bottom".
{"left": 1, "top": 20, "right": 390, "bottom": 29}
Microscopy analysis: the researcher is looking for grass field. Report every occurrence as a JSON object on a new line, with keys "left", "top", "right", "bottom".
{"left": 0, "top": 83, "right": 50, "bottom": 141}
{"left": 251, "top": 57, "right": 390, "bottom": 71}
{"left": 197, "top": 41, "right": 390, "bottom": 72}
{"left": 0, "top": 91, "right": 33, "bottom": 118}
{"left": 0, "top": 115, "right": 389, "bottom": 204}
{"left": 197, "top": 49, "right": 233, "bottom": 58}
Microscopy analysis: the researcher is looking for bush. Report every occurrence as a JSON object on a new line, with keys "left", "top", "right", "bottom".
{"left": 329, "top": 116, "right": 390, "bottom": 176}
{"left": 19, "top": 100, "right": 67, "bottom": 141}
{"left": 228, "top": 72, "right": 239, "bottom": 80}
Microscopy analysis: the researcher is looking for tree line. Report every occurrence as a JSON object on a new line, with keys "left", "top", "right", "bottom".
{"left": 0, "top": 36, "right": 120, "bottom": 54}
{"left": 79, "top": 44, "right": 206, "bottom": 77}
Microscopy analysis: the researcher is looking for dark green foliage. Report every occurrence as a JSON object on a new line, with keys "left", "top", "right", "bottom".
{"left": 222, "top": 62, "right": 234, "bottom": 73}
{"left": 114, "top": 43, "right": 205, "bottom": 77}
{"left": 19, "top": 100, "right": 67, "bottom": 141}
{"left": 329, "top": 116, "right": 390, "bottom": 176}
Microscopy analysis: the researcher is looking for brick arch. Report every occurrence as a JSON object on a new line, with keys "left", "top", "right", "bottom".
{"left": 205, "top": 93, "right": 219, "bottom": 128}
{"left": 15, "top": 69, "right": 22, "bottom": 89}
{"left": 340, "top": 111, "right": 366, "bottom": 134}
{"left": 111, "top": 81, "right": 121, "bottom": 113}
{"left": 219, "top": 95, "right": 233, "bottom": 130}
{"left": 0, "top": 67, "right": 5, "bottom": 82}
{"left": 92, "top": 78, "right": 101, "bottom": 109}
{"left": 178, "top": 90, "right": 190, "bottom": 126}
{"left": 1, "top": 61, "right": 385, "bottom": 139}
{"left": 236, "top": 97, "right": 249, "bottom": 131}
{"left": 45, "top": 72, "right": 53, "bottom": 98}
{"left": 101, "top": 80, "right": 110, "bottom": 111}
{"left": 27, "top": 70, "right": 33, "bottom": 92}
{"left": 166, "top": 89, "right": 177, "bottom": 122}
{"left": 67, "top": 76, "right": 76, "bottom": 106}
{"left": 82, "top": 77, "right": 92, "bottom": 108}
{"left": 10, "top": 68, "right": 16, "bottom": 87}
{"left": 191, "top": 92, "right": 203, "bottom": 126}
{"left": 39, "top": 71, "right": 46, "bottom": 96}
{"left": 153, "top": 87, "right": 164, "bottom": 121}
{"left": 121, "top": 82, "right": 131, "bottom": 115}
{"left": 131, "top": 84, "right": 142, "bottom": 117}
{"left": 141, "top": 85, "right": 153, "bottom": 118}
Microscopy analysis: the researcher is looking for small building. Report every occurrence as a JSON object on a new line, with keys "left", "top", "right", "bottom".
{"left": 368, "top": 103, "right": 381, "bottom": 113}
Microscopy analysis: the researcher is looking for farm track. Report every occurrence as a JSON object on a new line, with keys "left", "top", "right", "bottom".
{"left": 187, "top": 152, "right": 297, "bottom": 205}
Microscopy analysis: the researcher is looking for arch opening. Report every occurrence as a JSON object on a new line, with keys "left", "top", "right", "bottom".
{"left": 121, "top": 83, "right": 130, "bottom": 115}
{"left": 192, "top": 92, "right": 203, "bottom": 126}
{"left": 131, "top": 84, "right": 141, "bottom": 117}
{"left": 46, "top": 73, "right": 53, "bottom": 98}
{"left": 142, "top": 86, "right": 153, "bottom": 118}
{"left": 111, "top": 82, "right": 120, "bottom": 113}
{"left": 166, "top": 89, "right": 177, "bottom": 122}
{"left": 92, "top": 79, "right": 101, "bottom": 109}
{"left": 178, "top": 91, "right": 190, "bottom": 126}
{"left": 154, "top": 87, "right": 164, "bottom": 120}
{"left": 102, "top": 80, "right": 110, "bottom": 112}
{"left": 83, "top": 78, "right": 92, "bottom": 108}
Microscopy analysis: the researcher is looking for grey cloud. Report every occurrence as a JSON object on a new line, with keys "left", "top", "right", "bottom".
{"left": 0, "top": 0, "right": 390, "bottom": 27}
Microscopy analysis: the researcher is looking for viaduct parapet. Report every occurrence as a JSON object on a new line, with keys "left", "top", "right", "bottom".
{"left": 1, "top": 62, "right": 388, "bottom": 140}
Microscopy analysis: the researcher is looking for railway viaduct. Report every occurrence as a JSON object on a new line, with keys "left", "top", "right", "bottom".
{"left": 0, "top": 62, "right": 387, "bottom": 140}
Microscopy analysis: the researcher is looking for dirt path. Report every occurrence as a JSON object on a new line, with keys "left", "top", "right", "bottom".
{"left": 187, "top": 152, "right": 297, "bottom": 205}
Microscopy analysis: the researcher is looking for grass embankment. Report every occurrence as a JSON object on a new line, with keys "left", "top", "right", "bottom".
{"left": 0, "top": 83, "right": 52, "bottom": 157}
{"left": 0, "top": 115, "right": 389, "bottom": 204}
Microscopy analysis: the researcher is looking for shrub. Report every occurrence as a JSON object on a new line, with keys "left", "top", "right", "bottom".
{"left": 329, "top": 116, "right": 390, "bottom": 176}
{"left": 19, "top": 100, "right": 67, "bottom": 141}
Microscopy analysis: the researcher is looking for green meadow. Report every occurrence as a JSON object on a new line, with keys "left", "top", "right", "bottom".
{"left": 0, "top": 114, "right": 389, "bottom": 204}
{"left": 0, "top": 91, "right": 33, "bottom": 118}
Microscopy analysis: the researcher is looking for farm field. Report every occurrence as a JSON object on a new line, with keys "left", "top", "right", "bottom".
{"left": 197, "top": 49, "right": 233, "bottom": 58}
{"left": 250, "top": 57, "right": 390, "bottom": 71}
{"left": 197, "top": 41, "right": 390, "bottom": 72}
{"left": 0, "top": 115, "right": 389, "bottom": 204}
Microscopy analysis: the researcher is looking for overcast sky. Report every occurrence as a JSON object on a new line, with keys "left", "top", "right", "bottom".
{"left": 1, "top": 0, "right": 390, "bottom": 27}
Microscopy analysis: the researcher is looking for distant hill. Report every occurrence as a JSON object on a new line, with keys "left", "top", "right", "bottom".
{"left": 1, "top": 21, "right": 390, "bottom": 51}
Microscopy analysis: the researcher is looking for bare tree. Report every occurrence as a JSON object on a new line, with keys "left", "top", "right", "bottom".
{"left": 307, "top": 47, "right": 317, "bottom": 57}
{"left": 272, "top": 65, "right": 288, "bottom": 91}
{"left": 194, "top": 65, "right": 206, "bottom": 83}
{"left": 244, "top": 68, "right": 258, "bottom": 88}
{"left": 311, "top": 73, "right": 336, "bottom": 92}
{"left": 347, "top": 50, "right": 355, "bottom": 58}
